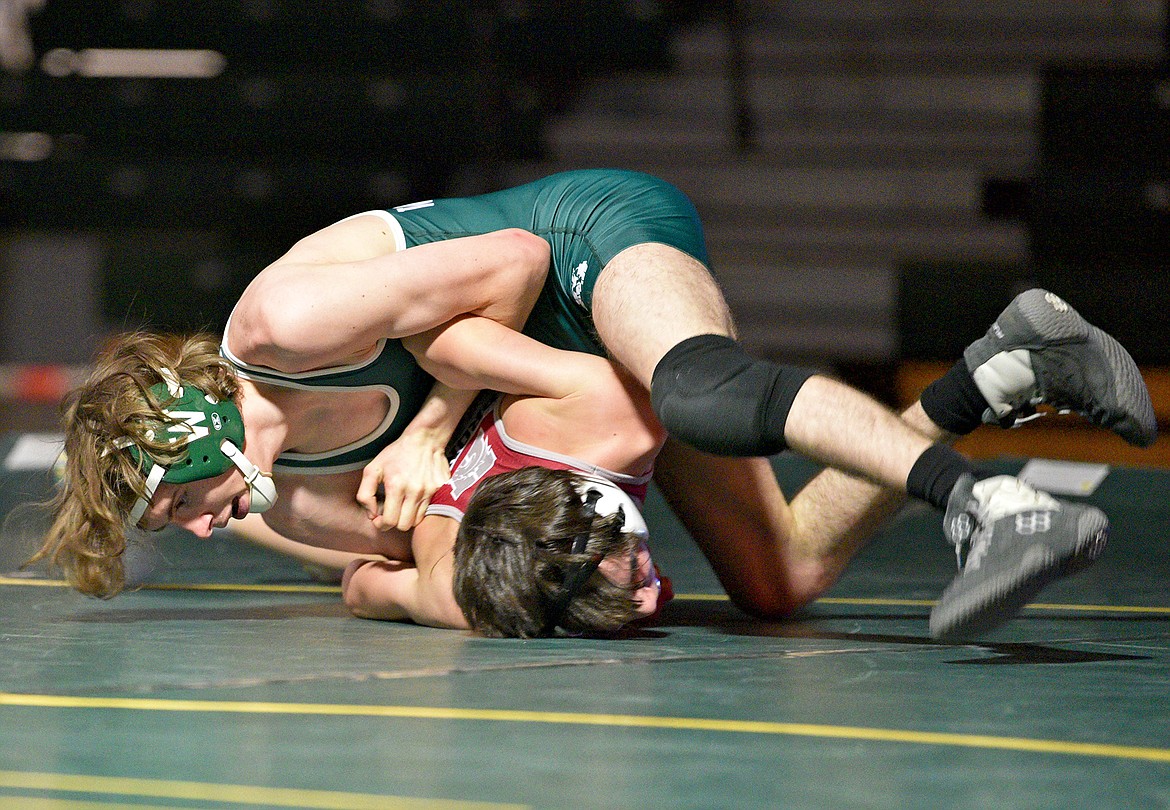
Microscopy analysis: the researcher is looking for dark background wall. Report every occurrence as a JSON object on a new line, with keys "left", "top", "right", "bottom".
{"left": 0, "top": 2, "right": 1166, "bottom": 391}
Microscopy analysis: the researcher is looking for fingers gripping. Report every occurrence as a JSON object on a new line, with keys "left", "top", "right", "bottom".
{"left": 358, "top": 450, "right": 450, "bottom": 532}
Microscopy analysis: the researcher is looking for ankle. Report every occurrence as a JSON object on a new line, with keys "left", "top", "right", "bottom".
{"left": 920, "top": 360, "right": 990, "bottom": 436}
{"left": 906, "top": 444, "right": 975, "bottom": 510}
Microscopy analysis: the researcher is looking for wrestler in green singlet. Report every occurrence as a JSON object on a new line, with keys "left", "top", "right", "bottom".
{"left": 388, "top": 168, "right": 710, "bottom": 356}
{"left": 222, "top": 169, "right": 710, "bottom": 472}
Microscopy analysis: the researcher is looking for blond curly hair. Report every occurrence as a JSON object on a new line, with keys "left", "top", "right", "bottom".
{"left": 27, "top": 332, "right": 241, "bottom": 597}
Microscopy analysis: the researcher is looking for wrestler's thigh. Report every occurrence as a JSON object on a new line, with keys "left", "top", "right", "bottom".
{"left": 592, "top": 243, "right": 736, "bottom": 387}
{"left": 652, "top": 439, "right": 807, "bottom": 618}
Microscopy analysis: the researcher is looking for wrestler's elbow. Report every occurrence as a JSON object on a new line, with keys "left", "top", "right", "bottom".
{"left": 232, "top": 281, "right": 323, "bottom": 369}
{"left": 492, "top": 229, "right": 550, "bottom": 290}
{"left": 506, "top": 228, "right": 550, "bottom": 270}
{"left": 471, "top": 229, "right": 550, "bottom": 329}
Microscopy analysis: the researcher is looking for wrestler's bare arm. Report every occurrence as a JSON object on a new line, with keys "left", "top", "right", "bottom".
{"left": 405, "top": 316, "right": 665, "bottom": 472}
{"left": 405, "top": 314, "right": 600, "bottom": 399}
{"left": 253, "top": 468, "right": 414, "bottom": 559}
{"left": 346, "top": 316, "right": 672, "bottom": 628}
{"left": 230, "top": 512, "right": 385, "bottom": 572}
{"left": 341, "top": 518, "right": 468, "bottom": 629}
{"left": 227, "top": 218, "right": 550, "bottom": 373}
{"left": 340, "top": 560, "right": 413, "bottom": 622}
{"left": 227, "top": 218, "right": 549, "bottom": 531}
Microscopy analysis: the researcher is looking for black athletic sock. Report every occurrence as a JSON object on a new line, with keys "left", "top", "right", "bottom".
{"left": 906, "top": 443, "right": 975, "bottom": 510}
{"left": 919, "top": 359, "right": 988, "bottom": 436}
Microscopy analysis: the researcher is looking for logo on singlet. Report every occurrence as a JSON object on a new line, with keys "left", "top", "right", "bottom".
{"left": 448, "top": 432, "right": 498, "bottom": 500}
{"left": 393, "top": 200, "right": 435, "bottom": 212}
{"left": 570, "top": 261, "right": 588, "bottom": 307}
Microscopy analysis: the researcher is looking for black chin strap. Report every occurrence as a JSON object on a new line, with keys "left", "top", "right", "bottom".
{"left": 541, "top": 488, "right": 608, "bottom": 635}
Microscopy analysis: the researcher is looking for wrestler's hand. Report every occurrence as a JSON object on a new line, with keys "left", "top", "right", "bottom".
{"left": 356, "top": 431, "right": 450, "bottom": 532}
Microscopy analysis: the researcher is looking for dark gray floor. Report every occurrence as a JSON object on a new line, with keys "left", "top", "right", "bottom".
{"left": 2, "top": 449, "right": 1168, "bottom": 809}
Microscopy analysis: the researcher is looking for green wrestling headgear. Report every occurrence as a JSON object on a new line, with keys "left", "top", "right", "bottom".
{"left": 117, "top": 371, "right": 277, "bottom": 525}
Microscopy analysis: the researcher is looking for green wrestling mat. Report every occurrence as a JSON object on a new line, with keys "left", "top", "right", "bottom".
{"left": 2, "top": 441, "right": 1168, "bottom": 809}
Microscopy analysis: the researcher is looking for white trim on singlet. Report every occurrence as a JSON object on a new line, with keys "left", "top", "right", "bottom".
{"left": 426, "top": 504, "right": 465, "bottom": 523}
{"left": 220, "top": 207, "right": 404, "bottom": 373}
{"left": 492, "top": 406, "right": 653, "bottom": 490}
{"left": 426, "top": 406, "right": 653, "bottom": 523}
{"left": 221, "top": 315, "right": 392, "bottom": 384}
{"left": 218, "top": 317, "right": 401, "bottom": 475}
{"left": 335, "top": 209, "right": 406, "bottom": 251}
{"left": 264, "top": 382, "right": 400, "bottom": 474}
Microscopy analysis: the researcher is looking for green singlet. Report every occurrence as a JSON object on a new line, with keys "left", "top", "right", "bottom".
{"left": 221, "top": 169, "right": 710, "bottom": 472}
{"left": 388, "top": 168, "right": 710, "bottom": 356}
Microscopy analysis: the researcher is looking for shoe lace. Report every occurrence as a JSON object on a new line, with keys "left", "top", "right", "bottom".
{"left": 946, "top": 503, "right": 980, "bottom": 571}
{"left": 1000, "top": 403, "right": 1046, "bottom": 429}
{"left": 958, "top": 527, "right": 994, "bottom": 572}
{"left": 990, "top": 346, "right": 1096, "bottom": 427}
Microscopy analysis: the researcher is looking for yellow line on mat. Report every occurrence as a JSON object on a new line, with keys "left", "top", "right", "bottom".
{"left": 0, "top": 576, "right": 69, "bottom": 588}
{"left": 0, "top": 797, "right": 180, "bottom": 810}
{"left": 5, "top": 575, "right": 1170, "bottom": 614}
{"left": 0, "top": 769, "right": 523, "bottom": 809}
{"left": 2, "top": 692, "right": 1169, "bottom": 764}
{"left": 0, "top": 576, "right": 337, "bottom": 594}
{"left": 815, "top": 596, "right": 1170, "bottom": 614}
{"left": 141, "top": 581, "right": 341, "bottom": 594}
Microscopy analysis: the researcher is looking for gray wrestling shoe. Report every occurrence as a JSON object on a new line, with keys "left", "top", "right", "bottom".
{"left": 964, "top": 289, "right": 1157, "bottom": 447}
{"left": 929, "top": 474, "right": 1109, "bottom": 642}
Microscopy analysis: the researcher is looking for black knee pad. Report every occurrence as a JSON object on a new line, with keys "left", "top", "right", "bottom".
{"left": 650, "top": 334, "right": 815, "bottom": 456}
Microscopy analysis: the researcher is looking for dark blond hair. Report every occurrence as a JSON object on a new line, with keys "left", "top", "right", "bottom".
{"left": 27, "top": 331, "right": 240, "bottom": 597}
{"left": 452, "top": 467, "right": 641, "bottom": 638}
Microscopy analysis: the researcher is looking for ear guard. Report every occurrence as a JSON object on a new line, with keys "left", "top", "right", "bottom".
{"left": 574, "top": 473, "right": 648, "bottom": 539}
{"left": 117, "top": 372, "right": 277, "bottom": 525}
{"left": 541, "top": 474, "right": 650, "bottom": 634}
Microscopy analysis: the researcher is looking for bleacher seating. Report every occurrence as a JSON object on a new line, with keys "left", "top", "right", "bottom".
{"left": 0, "top": 0, "right": 673, "bottom": 333}
{"left": 521, "top": 3, "right": 1165, "bottom": 370}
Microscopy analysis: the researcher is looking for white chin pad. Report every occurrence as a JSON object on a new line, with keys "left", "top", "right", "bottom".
{"left": 220, "top": 440, "right": 278, "bottom": 514}
{"left": 576, "top": 474, "right": 648, "bottom": 539}
{"left": 246, "top": 472, "right": 278, "bottom": 514}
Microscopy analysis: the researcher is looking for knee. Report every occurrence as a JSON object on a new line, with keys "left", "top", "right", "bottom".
{"left": 340, "top": 559, "right": 369, "bottom": 615}
{"left": 650, "top": 335, "right": 815, "bottom": 456}
{"left": 723, "top": 559, "right": 841, "bottom": 620}
{"left": 727, "top": 587, "right": 804, "bottom": 620}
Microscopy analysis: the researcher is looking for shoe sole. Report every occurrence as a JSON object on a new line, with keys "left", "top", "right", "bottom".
{"left": 1085, "top": 323, "right": 1158, "bottom": 447}
{"left": 996, "top": 290, "right": 1156, "bottom": 447}
{"left": 928, "top": 508, "right": 1109, "bottom": 642}
{"left": 1012, "top": 288, "right": 1088, "bottom": 347}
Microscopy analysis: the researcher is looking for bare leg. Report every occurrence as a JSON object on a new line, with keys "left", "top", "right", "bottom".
{"left": 654, "top": 402, "right": 956, "bottom": 617}
{"left": 783, "top": 375, "right": 934, "bottom": 490}
{"left": 785, "top": 402, "right": 954, "bottom": 587}
{"left": 592, "top": 243, "right": 735, "bottom": 387}
{"left": 652, "top": 442, "right": 804, "bottom": 616}
{"left": 592, "top": 243, "right": 960, "bottom": 613}
{"left": 639, "top": 269, "right": 1139, "bottom": 639}
{"left": 594, "top": 243, "right": 933, "bottom": 492}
